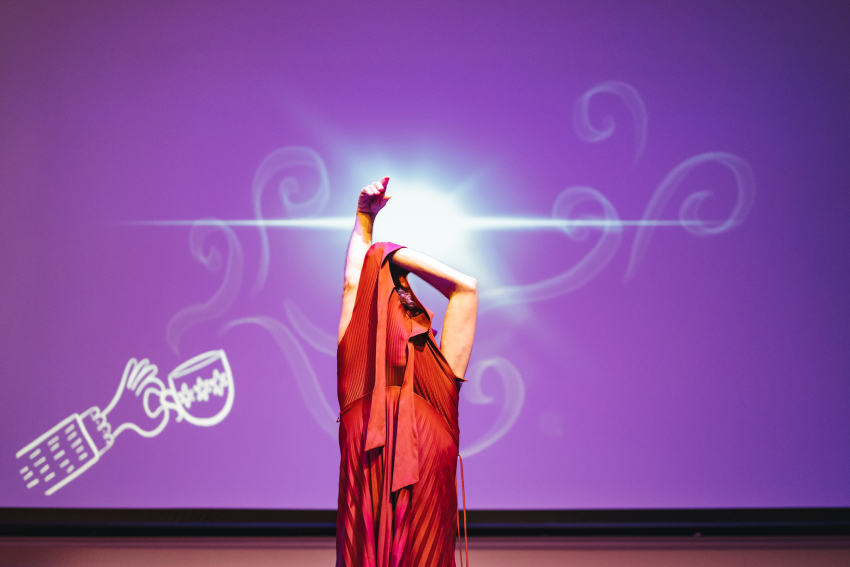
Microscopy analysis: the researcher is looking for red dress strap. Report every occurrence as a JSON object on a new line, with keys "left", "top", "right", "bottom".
{"left": 456, "top": 454, "right": 469, "bottom": 567}
{"left": 363, "top": 242, "right": 400, "bottom": 453}
{"left": 363, "top": 242, "right": 432, "bottom": 492}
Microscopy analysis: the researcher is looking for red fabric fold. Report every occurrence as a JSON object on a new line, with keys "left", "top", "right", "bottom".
{"left": 363, "top": 242, "right": 401, "bottom": 453}
{"left": 363, "top": 242, "right": 429, "bottom": 491}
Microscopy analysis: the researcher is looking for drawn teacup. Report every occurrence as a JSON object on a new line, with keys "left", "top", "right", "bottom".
{"left": 167, "top": 350, "right": 234, "bottom": 427}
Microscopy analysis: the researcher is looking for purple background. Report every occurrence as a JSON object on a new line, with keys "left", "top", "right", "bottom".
{"left": 1, "top": 0, "right": 849, "bottom": 509}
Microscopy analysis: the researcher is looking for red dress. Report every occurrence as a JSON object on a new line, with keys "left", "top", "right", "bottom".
{"left": 336, "top": 243, "right": 463, "bottom": 567}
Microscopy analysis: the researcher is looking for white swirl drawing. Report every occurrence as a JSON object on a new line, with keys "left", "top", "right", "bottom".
{"left": 166, "top": 220, "right": 244, "bottom": 354}
{"left": 479, "top": 186, "right": 622, "bottom": 312}
{"left": 222, "top": 316, "right": 337, "bottom": 438}
{"left": 573, "top": 80, "right": 648, "bottom": 165}
{"left": 251, "top": 147, "right": 330, "bottom": 294}
{"left": 16, "top": 350, "right": 234, "bottom": 495}
{"left": 460, "top": 357, "right": 525, "bottom": 458}
{"left": 626, "top": 151, "right": 756, "bottom": 280}
{"left": 284, "top": 299, "right": 337, "bottom": 356}
{"left": 123, "top": 84, "right": 755, "bottom": 465}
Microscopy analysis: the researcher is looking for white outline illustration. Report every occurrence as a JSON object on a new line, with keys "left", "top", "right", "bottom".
{"left": 16, "top": 350, "right": 234, "bottom": 496}
{"left": 573, "top": 80, "right": 648, "bottom": 165}
{"left": 120, "top": 82, "right": 754, "bottom": 462}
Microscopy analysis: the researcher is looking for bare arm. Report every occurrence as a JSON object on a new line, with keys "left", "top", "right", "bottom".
{"left": 390, "top": 249, "right": 478, "bottom": 379}
{"left": 338, "top": 177, "right": 390, "bottom": 344}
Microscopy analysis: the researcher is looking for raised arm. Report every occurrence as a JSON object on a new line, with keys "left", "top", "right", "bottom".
{"left": 338, "top": 177, "right": 391, "bottom": 344}
{"left": 390, "top": 249, "right": 478, "bottom": 379}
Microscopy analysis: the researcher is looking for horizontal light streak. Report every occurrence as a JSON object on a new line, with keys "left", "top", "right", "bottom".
{"left": 122, "top": 217, "right": 709, "bottom": 230}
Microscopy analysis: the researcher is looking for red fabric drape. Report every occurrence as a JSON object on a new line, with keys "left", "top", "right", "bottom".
{"left": 336, "top": 243, "right": 463, "bottom": 567}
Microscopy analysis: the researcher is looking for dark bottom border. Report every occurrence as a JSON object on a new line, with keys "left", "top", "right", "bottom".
{"left": 1, "top": 508, "right": 848, "bottom": 537}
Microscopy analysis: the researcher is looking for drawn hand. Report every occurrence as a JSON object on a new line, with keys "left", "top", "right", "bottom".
{"left": 357, "top": 176, "right": 391, "bottom": 216}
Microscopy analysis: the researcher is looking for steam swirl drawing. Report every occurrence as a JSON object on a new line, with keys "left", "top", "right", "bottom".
{"left": 15, "top": 80, "right": 754, "bottom": 496}
{"left": 153, "top": 144, "right": 536, "bottom": 460}
{"left": 152, "top": 81, "right": 752, "bottom": 460}
{"left": 478, "top": 186, "right": 622, "bottom": 313}
{"left": 573, "top": 80, "right": 648, "bottom": 165}
{"left": 149, "top": 79, "right": 752, "bottom": 461}
{"left": 251, "top": 146, "right": 330, "bottom": 294}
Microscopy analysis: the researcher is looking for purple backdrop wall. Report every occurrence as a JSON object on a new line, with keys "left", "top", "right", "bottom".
{"left": 1, "top": 0, "right": 849, "bottom": 509}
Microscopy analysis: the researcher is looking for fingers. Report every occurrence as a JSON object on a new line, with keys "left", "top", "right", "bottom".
{"left": 361, "top": 177, "right": 390, "bottom": 195}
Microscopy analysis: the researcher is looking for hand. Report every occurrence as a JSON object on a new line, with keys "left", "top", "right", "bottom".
{"left": 357, "top": 177, "right": 391, "bottom": 216}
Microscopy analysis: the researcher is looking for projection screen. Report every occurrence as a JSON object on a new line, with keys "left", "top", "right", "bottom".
{"left": 1, "top": 0, "right": 848, "bottom": 515}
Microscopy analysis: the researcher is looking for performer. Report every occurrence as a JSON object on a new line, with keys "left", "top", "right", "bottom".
{"left": 336, "top": 177, "right": 478, "bottom": 567}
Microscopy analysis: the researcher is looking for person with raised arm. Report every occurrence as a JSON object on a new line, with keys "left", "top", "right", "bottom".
{"left": 335, "top": 176, "right": 477, "bottom": 567}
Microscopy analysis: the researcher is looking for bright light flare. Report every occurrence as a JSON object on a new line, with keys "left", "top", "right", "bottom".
{"left": 125, "top": 218, "right": 704, "bottom": 228}
{"left": 371, "top": 181, "right": 470, "bottom": 264}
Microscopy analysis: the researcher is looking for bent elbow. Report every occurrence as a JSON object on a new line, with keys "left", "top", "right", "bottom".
{"left": 459, "top": 276, "right": 478, "bottom": 295}
{"left": 343, "top": 279, "right": 358, "bottom": 297}
{"left": 343, "top": 267, "right": 361, "bottom": 296}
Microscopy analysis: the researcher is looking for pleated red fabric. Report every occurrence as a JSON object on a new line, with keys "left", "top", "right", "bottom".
{"left": 337, "top": 242, "right": 463, "bottom": 567}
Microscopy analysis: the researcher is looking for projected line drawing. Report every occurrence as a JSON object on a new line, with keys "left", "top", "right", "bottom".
{"left": 573, "top": 80, "right": 648, "bottom": 165}
{"left": 129, "top": 82, "right": 755, "bottom": 461}
{"left": 284, "top": 300, "right": 337, "bottom": 356}
{"left": 166, "top": 221, "right": 244, "bottom": 354}
{"left": 479, "top": 186, "right": 623, "bottom": 313}
{"left": 252, "top": 146, "right": 330, "bottom": 294}
{"left": 626, "top": 151, "right": 756, "bottom": 280}
{"left": 461, "top": 357, "right": 525, "bottom": 458}
{"left": 16, "top": 350, "right": 234, "bottom": 495}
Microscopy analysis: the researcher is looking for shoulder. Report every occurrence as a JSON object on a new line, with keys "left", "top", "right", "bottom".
{"left": 368, "top": 242, "right": 406, "bottom": 267}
